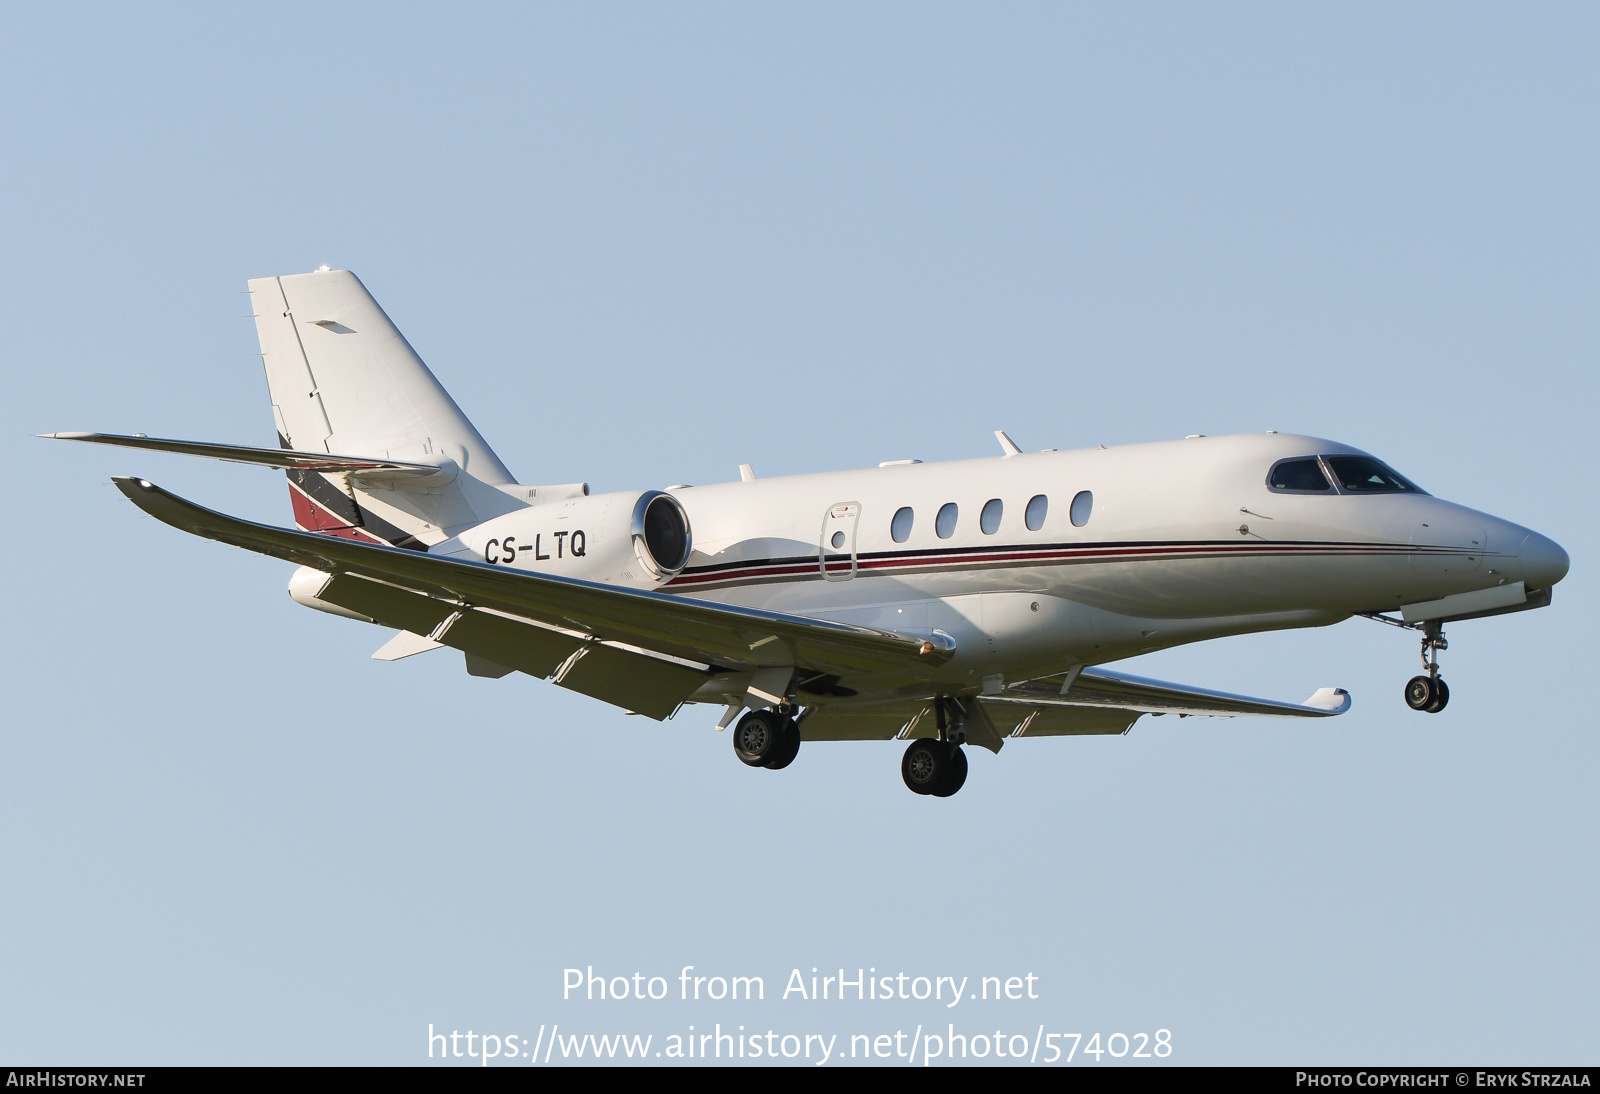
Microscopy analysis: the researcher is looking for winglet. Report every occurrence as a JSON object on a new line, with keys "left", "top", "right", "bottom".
{"left": 994, "top": 430, "right": 1022, "bottom": 457}
{"left": 1302, "top": 687, "right": 1351, "bottom": 714}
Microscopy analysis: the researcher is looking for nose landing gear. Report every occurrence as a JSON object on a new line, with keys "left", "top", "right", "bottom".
{"left": 1360, "top": 612, "right": 1455, "bottom": 715}
{"left": 1403, "top": 622, "right": 1450, "bottom": 714}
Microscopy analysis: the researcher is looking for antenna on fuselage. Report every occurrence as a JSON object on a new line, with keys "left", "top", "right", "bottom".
{"left": 994, "top": 431, "right": 1022, "bottom": 457}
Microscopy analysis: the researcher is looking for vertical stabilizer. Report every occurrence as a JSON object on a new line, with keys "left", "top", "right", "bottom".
{"left": 249, "top": 269, "right": 523, "bottom": 545}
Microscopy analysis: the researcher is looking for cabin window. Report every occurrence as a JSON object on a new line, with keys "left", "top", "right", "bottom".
{"left": 936, "top": 503, "right": 958, "bottom": 539}
{"left": 1025, "top": 494, "right": 1048, "bottom": 531}
{"left": 830, "top": 531, "right": 846, "bottom": 549}
{"left": 1268, "top": 457, "right": 1334, "bottom": 493}
{"left": 980, "top": 498, "right": 1003, "bottom": 535}
{"left": 1070, "top": 490, "right": 1093, "bottom": 527}
{"left": 890, "top": 506, "right": 914, "bottom": 543}
{"left": 1325, "top": 455, "right": 1428, "bottom": 495}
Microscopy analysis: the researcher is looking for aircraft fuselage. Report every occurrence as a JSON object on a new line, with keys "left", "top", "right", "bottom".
{"left": 435, "top": 431, "right": 1566, "bottom": 702}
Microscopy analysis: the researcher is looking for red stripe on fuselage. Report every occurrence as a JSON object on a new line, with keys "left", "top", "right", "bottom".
{"left": 664, "top": 540, "right": 1446, "bottom": 589}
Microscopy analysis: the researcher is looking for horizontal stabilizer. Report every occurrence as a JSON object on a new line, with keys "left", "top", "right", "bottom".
{"left": 41, "top": 432, "right": 446, "bottom": 477}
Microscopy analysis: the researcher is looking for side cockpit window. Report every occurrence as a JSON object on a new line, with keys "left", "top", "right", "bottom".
{"left": 1325, "top": 456, "right": 1427, "bottom": 495}
{"left": 1268, "top": 457, "right": 1334, "bottom": 493}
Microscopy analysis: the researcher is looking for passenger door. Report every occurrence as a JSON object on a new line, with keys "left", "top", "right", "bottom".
{"left": 819, "top": 502, "right": 861, "bottom": 581}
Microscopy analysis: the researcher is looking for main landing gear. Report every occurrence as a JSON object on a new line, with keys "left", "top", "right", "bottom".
{"left": 902, "top": 739, "right": 967, "bottom": 797}
{"left": 1403, "top": 622, "right": 1450, "bottom": 714}
{"left": 901, "top": 698, "right": 969, "bottom": 797}
{"left": 731, "top": 708, "right": 801, "bottom": 770}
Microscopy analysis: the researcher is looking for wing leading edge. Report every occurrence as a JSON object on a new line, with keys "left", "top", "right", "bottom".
{"left": 797, "top": 670, "right": 1349, "bottom": 744}
{"left": 981, "top": 668, "right": 1349, "bottom": 739}
{"left": 996, "top": 667, "right": 1351, "bottom": 718}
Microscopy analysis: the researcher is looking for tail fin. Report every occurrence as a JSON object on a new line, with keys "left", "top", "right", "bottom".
{"left": 249, "top": 269, "right": 523, "bottom": 546}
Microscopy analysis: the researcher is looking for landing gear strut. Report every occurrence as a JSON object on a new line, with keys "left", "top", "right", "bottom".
{"left": 732, "top": 708, "right": 801, "bottom": 769}
{"left": 1403, "top": 622, "right": 1450, "bottom": 714}
{"left": 1360, "top": 612, "right": 1455, "bottom": 715}
{"left": 901, "top": 698, "right": 969, "bottom": 797}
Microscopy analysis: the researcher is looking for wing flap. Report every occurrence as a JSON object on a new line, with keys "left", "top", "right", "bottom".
{"left": 796, "top": 695, "right": 1006, "bottom": 753}
{"left": 319, "top": 572, "right": 456, "bottom": 635}
{"left": 553, "top": 645, "right": 708, "bottom": 720}
{"left": 986, "top": 704, "right": 1141, "bottom": 737}
{"left": 437, "top": 607, "right": 583, "bottom": 679}
{"left": 317, "top": 569, "right": 585, "bottom": 677}
{"left": 313, "top": 570, "right": 702, "bottom": 718}
{"left": 799, "top": 700, "right": 932, "bottom": 742}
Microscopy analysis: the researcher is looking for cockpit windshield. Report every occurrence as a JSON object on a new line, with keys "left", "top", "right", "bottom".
{"left": 1324, "top": 456, "right": 1427, "bottom": 495}
{"left": 1267, "top": 455, "right": 1428, "bottom": 496}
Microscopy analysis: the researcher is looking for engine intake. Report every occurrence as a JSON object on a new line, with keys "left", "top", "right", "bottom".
{"left": 632, "top": 491, "right": 691, "bottom": 578}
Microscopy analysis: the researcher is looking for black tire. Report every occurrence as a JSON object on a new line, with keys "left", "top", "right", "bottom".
{"left": 930, "top": 746, "right": 968, "bottom": 797}
{"left": 763, "top": 718, "right": 802, "bottom": 770}
{"left": 902, "top": 739, "right": 952, "bottom": 796}
{"left": 1425, "top": 678, "right": 1450, "bottom": 713}
{"left": 1404, "top": 675, "right": 1436, "bottom": 712}
{"left": 732, "top": 710, "right": 784, "bottom": 767}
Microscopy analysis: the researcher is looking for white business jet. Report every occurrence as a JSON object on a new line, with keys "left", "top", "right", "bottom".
{"left": 45, "top": 268, "right": 1569, "bottom": 797}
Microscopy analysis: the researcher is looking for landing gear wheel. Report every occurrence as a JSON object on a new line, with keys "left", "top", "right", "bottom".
{"left": 1404, "top": 675, "right": 1436, "bottom": 712}
{"left": 929, "top": 746, "right": 967, "bottom": 797}
{"left": 901, "top": 739, "right": 966, "bottom": 797}
{"left": 763, "top": 717, "right": 802, "bottom": 770}
{"left": 1425, "top": 678, "right": 1450, "bottom": 713}
{"left": 901, "top": 739, "right": 946, "bottom": 795}
{"left": 732, "top": 710, "right": 785, "bottom": 767}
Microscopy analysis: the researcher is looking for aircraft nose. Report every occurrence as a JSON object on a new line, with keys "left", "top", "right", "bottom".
{"left": 1518, "top": 531, "right": 1570, "bottom": 590}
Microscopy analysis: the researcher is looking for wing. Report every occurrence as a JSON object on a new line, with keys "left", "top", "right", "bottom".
{"left": 113, "top": 478, "right": 953, "bottom": 718}
{"left": 42, "top": 432, "right": 442, "bottom": 476}
{"left": 982, "top": 667, "right": 1350, "bottom": 738}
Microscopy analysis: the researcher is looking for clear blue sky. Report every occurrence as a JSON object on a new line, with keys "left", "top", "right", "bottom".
{"left": 3, "top": 2, "right": 1595, "bottom": 1065}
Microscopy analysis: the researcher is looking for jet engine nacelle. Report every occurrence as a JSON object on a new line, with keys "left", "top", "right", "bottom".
{"left": 432, "top": 489, "right": 692, "bottom": 589}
